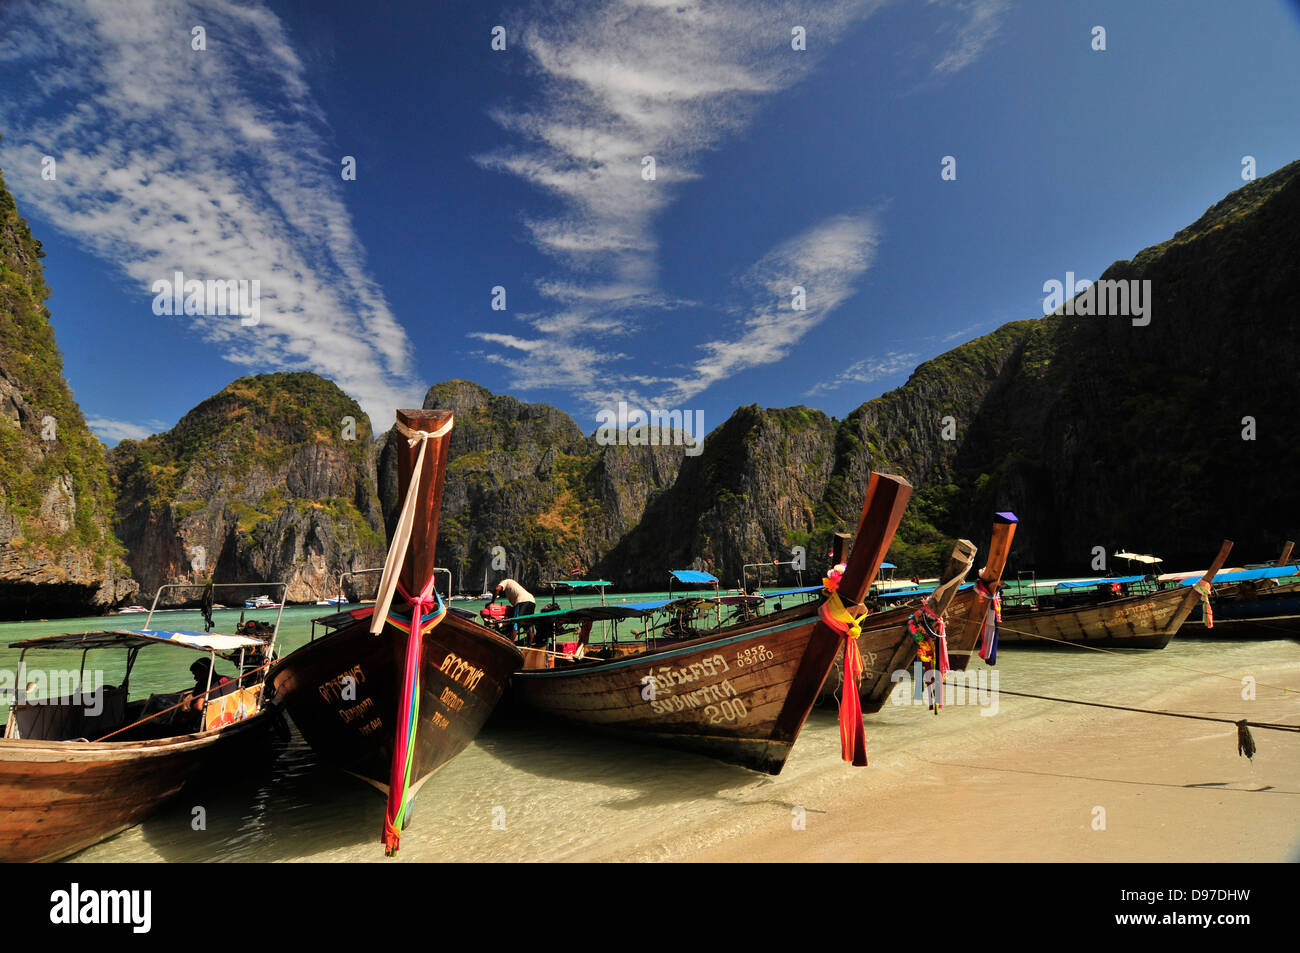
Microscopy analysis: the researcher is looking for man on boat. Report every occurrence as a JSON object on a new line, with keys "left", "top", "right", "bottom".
{"left": 489, "top": 579, "right": 537, "bottom": 644}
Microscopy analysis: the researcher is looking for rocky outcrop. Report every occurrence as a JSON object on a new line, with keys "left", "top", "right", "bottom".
{"left": 109, "top": 373, "right": 386, "bottom": 604}
{"left": 0, "top": 167, "right": 135, "bottom": 619}
{"left": 378, "top": 380, "right": 685, "bottom": 593}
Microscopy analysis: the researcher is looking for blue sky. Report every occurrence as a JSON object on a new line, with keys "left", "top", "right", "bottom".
{"left": 1, "top": 0, "right": 1299, "bottom": 444}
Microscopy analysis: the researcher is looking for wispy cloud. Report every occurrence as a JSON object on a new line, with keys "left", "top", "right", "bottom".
{"left": 0, "top": 0, "right": 423, "bottom": 430}
{"left": 804, "top": 350, "right": 918, "bottom": 397}
{"left": 475, "top": 0, "right": 889, "bottom": 407}
{"left": 931, "top": 0, "right": 1011, "bottom": 76}
{"left": 667, "top": 213, "right": 882, "bottom": 404}
{"left": 85, "top": 416, "right": 169, "bottom": 446}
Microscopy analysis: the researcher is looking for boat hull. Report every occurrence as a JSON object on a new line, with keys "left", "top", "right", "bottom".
{"left": 0, "top": 713, "right": 267, "bottom": 863}
{"left": 995, "top": 587, "right": 1189, "bottom": 649}
{"left": 509, "top": 602, "right": 839, "bottom": 775}
{"left": 1181, "top": 582, "right": 1300, "bottom": 638}
{"left": 270, "top": 610, "right": 521, "bottom": 793}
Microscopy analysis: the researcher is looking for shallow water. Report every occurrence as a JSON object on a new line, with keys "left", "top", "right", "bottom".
{"left": 2, "top": 603, "right": 1296, "bottom": 862}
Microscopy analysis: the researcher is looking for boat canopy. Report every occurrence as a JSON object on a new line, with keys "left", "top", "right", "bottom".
{"left": 1113, "top": 552, "right": 1163, "bottom": 563}
{"left": 875, "top": 582, "right": 976, "bottom": 599}
{"left": 1179, "top": 566, "right": 1299, "bottom": 586}
{"left": 880, "top": 562, "right": 896, "bottom": 569}
{"left": 1056, "top": 575, "right": 1148, "bottom": 590}
{"left": 669, "top": 570, "right": 718, "bottom": 585}
{"left": 8, "top": 629, "right": 266, "bottom": 653}
{"left": 761, "top": 585, "right": 825, "bottom": 599}
{"left": 544, "top": 580, "right": 612, "bottom": 588}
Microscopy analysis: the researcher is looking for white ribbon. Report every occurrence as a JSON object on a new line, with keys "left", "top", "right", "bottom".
{"left": 370, "top": 416, "right": 454, "bottom": 635}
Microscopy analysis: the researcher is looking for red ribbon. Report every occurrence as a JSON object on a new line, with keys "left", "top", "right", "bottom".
{"left": 818, "top": 597, "right": 868, "bottom": 766}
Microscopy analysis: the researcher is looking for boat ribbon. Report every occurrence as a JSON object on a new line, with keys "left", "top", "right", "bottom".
{"left": 975, "top": 578, "right": 1001, "bottom": 665}
{"left": 1192, "top": 579, "right": 1214, "bottom": 629}
{"left": 818, "top": 590, "right": 869, "bottom": 766}
{"left": 368, "top": 414, "right": 453, "bottom": 856}
{"left": 908, "top": 601, "right": 949, "bottom": 711}
{"left": 382, "top": 576, "right": 447, "bottom": 856}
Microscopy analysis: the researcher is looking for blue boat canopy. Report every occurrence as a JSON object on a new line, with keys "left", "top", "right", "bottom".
{"left": 880, "top": 562, "right": 897, "bottom": 569}
{"left": 545, "top": 580, "right": 612, "bottom": 588}
{"left": 1056, "top": 575, "right": 1148, "bottom": 589}
{"left": 1179, "top": 566, "right": 1300, "bottom": 586}
{"left": 670, "top": 570, "right": 718, "bottom": 585}
{"left": 9, "top": 629, "right": 266, "bottom": 652}
{"left": 762, "top": 585, "right": 825, "bottom": 599}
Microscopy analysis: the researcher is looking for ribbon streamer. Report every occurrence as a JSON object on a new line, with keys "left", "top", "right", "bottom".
{"left": 818, "top": 590, "right": 869, "bottom": 766}
{"left": 1192, "top": 579, "right": 1214, "bottom": 629}
{"left": 975, "top": 578, "right": 1001, "bottom": 665}
{"left": 908, "top": 601, "right": 949, "bottom": 711}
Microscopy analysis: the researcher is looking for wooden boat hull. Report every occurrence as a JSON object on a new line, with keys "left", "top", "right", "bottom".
{"left": 1181, "top": 582, "right": 1300, "bottom": 638}
{"left": 509, "top": 602, "right": 839, "bottom": 775}
{"left": 270, "top": 610, "right": 521, "bottom": 794}
{"left": 996, "top": 587, "right": 1190, "bottom": 649}
{"left": 0, "top": 712, "right": 268, "bottom": 863}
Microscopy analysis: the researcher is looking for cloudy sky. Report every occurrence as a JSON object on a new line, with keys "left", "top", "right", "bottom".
{"left": 1, "top": 0, "right": 1299, "bottom": 442}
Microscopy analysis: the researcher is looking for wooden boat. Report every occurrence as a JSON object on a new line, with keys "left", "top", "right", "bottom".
{"left": 995, "top": 541, "right": 1234, "bottom": 649}
{"left": 269, "top": 410, "right": 522, "bottom": 853}
{"left": 0, "top": 621, "right": 276, "bottom": 862}
{"left": 507, "top": 472, "right": 914, "bottom": 774}
{"left": 943, "top": 512, "right": 1019, "bottom": 670}
{"left": 820, "top": 536, "right": 977, "bottom": 713}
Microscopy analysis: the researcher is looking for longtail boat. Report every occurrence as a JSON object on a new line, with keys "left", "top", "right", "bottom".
{"left": 820, "top": 536, "right": 976, "bottom": 713}
{"left": 507, "top": 472, "right": 914, "bottom": 774}
{"left": 0, "top": 596, "right": 280, "bottom": 862}
{"left": 269, "top": 410, "right": 522, "bottom": 854}
{"left": 943, "top": 512, "right": 1019, "bottom": 669}
{"left": 995, "top": 540, "right": 1234, "bottom": 649}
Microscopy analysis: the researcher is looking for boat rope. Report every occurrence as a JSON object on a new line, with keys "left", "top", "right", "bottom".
{"left": 91, "top": 655, "right": 277, "bottom": 743}
{"left": 942, "top": 674, "right": 1299, "bottom": 760}
{"left": 991, "top": 620, "right": 1300, "bottom": 696}
{"left": 818, "top": 587, "right": 869, "bottom": 766}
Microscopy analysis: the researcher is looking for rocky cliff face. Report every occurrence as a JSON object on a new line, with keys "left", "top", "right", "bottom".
{"left": 378, "top": 380, "right": 684, "bottom": 593}
{"left": 0, "top": 167, "right": 135, "bottom": 619}
{"left": 110, "top": 373, "right": 387, "bottom": 604}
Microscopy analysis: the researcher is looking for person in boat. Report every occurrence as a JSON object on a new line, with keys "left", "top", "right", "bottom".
{"left": 489, "top": 579, "right": 537, "bottom": 643}
{"left": 180, "top": 658, "right": 237, "bottom": 727}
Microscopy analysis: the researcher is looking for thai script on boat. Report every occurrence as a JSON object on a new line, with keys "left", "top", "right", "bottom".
{"left": 646, "top": 655, "right": 731, "bottom": 696}
{"left": 648, "top": 677, "right": 741, "bottom": 715}
{"left": 151, "top": 269, "right": 261, "bottom": 326}
{"left": 319, "top": 664, "right": 366, "bottom": 703}
{"left": 1042, "top": 272, "right": 1152, "bottom": 327}
{"left": 440, "top": 653, "right": 484, "bottom": 691}
{"left": 595, "top": 401, "right": 704, "bottom": 457}
{"left": 439, "top": 686, "right": 465, "bottom": 712}
{"left": 0, "top": 666, "right": 105, "bottom": 716}
{"left": 49, "top": 883, "right": 151, "bottom": 934}
{"left": 338, "top": 697, "right": 376, "bottom": 725}
{"left": 889, "top": 663, "right": 999, "bottom": 716}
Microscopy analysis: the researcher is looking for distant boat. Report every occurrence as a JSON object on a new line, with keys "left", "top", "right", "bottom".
{"left": 315, "top": 596, "right": 350, "bottom": 607}
{"left": 114, "top": 605, "right": 148, "bottom": 614}
{"left": 244, "top": 595, "right": 282, "bottom": 609}
{"left": 995, "top": 542, "right": 1233, "bottom": 649}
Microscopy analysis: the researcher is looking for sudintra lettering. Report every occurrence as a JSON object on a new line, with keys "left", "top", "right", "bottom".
{"left": 440, "top": 653, "right": 484, "bottom": 691}
{"left": 649, "top": 678, "right": 738, "bottom": 714}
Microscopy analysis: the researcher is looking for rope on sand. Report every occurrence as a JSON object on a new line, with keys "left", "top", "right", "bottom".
{"left": 943, "top": 675, "right": 1300, "bottom": 761}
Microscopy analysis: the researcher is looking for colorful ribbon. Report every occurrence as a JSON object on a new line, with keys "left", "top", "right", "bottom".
{"left": 382, "top": 577, "right": 447, "bottom": 856}
{"left": 1193, "top": 579, "right": 1214, "bottom": 629}
{"left": 975, "top": 578, "right": 1001, "bottom": 665}
{"left": 908, "top": 601, "right": 949, "bottom": 711}
{"left": 818, "top": 590, "right": 868, "bottom": 766}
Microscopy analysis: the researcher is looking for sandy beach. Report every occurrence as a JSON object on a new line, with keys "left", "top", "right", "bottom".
{"left": 692, "top": 644, "right": 1300, "bottom": 863}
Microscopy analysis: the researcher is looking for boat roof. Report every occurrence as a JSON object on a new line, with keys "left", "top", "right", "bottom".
{"left": 670, "top": 569, "right": 718, "bottom": 585}
{"left": 8, "top": 628, "right": 267, "bottom": 652}
{"left": 761, "top": 585, "right": 824, "bottom": 599}
{"left": 544, "top": 580, "right": 612, "bottom": 588}
{"left": 1179, "top": 566, "right": 1299, "bottom": 586}
{"left": 1056, "top": 575, "right": 1149, "bottom": 589}
{"left": 1114, "top": 551, "right": 1163, "bottom": 563}
{"left": 875, "top": 581, "right": 976, "bottom": 599}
